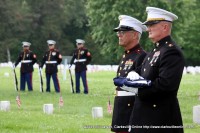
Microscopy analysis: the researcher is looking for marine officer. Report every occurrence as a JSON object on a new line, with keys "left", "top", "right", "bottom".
{"left": 111, "top": 15, "right": 147, "bottom": 133}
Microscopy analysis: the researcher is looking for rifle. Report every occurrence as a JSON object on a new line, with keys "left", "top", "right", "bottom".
{"left": 12, "top": 65, "right": 18, "bottom": 91}
{"left": 38, "top": 67, "right": 43, "bottom": 92}
{"left": 68, "top": 67, "right": 75, "bottom": 93}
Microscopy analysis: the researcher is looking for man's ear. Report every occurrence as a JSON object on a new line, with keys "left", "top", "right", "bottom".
{"left": 132, "top": 31, "right": 137, "bottom": 39}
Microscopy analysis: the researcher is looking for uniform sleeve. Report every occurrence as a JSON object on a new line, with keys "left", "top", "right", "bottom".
{"left": 57, "top": 51, "right": 62, "bottom": 64}
{"left": 153, "top": 48, "right": 184, "bottom": 91}
{"left": 86, "top": 50, "right": 92, "bottom": 64}
{"left": 134, "top": 52, "right": 147, "bottom": 74}
{"left": 139, "top": 48, "right": 184, "bottom": 95}
{"left": 31, "top": 52, "right": 37, "bottom": 65}
{"left": 15, "top": 52, "right": 22, "bottom": 67}
{"left": 40, "top": 53, "right": 46, "bottom": 68}
{"left": 70, "top": 51, "right": 76, "bottom": 65}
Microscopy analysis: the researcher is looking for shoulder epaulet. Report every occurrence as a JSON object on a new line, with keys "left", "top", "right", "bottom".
{"left": 135, "top": 48, "right": 144, "bottom": 54}
{"left": 165, "top": 41, "right": 175, "bottom": 48}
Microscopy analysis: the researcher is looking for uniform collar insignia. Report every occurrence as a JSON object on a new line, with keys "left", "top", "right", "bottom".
{"left": 125, "top": 44, "right": 141, "bottom": 54}
{"left": 155, "top": 35, "right": 173, "bottom": 47}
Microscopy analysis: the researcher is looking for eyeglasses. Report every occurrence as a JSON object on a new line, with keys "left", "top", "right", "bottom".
{"left": 48, "top": 44, "right": 54, "bottom": 46}
{"left": 116, "top": 31, "right": 133, "bottom": 36}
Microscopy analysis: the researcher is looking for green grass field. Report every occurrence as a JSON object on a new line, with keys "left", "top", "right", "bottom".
{"left": 0, "top": 67, "right": 200, "bottom": 133}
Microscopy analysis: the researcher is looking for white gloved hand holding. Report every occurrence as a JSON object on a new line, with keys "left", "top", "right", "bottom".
{"left": 127, "top": 71, "right": 143, "bottom": 80}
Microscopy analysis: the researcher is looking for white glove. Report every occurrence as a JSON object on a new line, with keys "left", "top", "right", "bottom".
{"left": 121, "top": 85, "right": 138, "bottom": 93}
{"left": 127, "top": 71, "right": 143, "bottom": 80}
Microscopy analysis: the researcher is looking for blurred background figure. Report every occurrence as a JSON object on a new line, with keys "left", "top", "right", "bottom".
{"left": 14, "top": 41, "right": 37, "bottom": 91}
{"left": 70, "top": 39, "right": 92, "bottom": 94}
{"left": 111, "top": 15, "right": 147, "bottom": 133}
{"left": 40, "top": 40, "right": 62, "bottom": 93}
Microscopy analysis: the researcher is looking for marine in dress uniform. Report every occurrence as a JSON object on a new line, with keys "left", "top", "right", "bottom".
{"left": 128, "top": 7, "right": 185, "bottom": 133}
{"left": 40, "top": 40, "right": 62, "bottom": 93}
{"left": 70, "top": 39, "right": 91, "bottom": 94}
{"left": 15, "top": 42, "right": 37, "bottom": 91}
{"left": 111, "top": 15, "right": 147, "bottom": 133}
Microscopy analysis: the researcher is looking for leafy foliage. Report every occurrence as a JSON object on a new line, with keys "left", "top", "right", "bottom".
{"left": 0, "top": 0, "right": 200, "bottom": 65}
{"left": 86, "top": 0, "right": 200, "bottom": 65}
{"left": 0, "top": 0, "right": 88, "bottom": 62}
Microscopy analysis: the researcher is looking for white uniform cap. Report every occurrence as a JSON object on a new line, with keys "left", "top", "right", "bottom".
{"left": 143, "top": 7, "right": 178, "bottom": 25}
{"left": 47, "top": 40, "right": 56, "bottom": 45}
{"left": 114, "top": 15, "right": 147, "bottom": 34}
{"left": 22, "top": 41, "right": 31, "bottom": 47}
{"left": 76, "top": 39, "right": 85, "bottom": 44}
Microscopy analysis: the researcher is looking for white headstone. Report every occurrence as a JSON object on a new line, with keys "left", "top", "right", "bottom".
{"left": 193, "top": 105, "right": 200, "bottom": 124}
{"left": 43, "top": 104, "right": 53, "bottom": 114}
{"left": 0, "top": 101, "right": 10, "bottom": 111}
{"left": 92, "top": 107, "right": 103, "bottom": 118}
{"left": 4, "top": 72, "right": 9, "bottom": 77}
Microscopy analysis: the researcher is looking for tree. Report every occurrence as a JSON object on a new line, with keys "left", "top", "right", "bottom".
{"left": 0, "top": 0, "right": 88, "bottom": 63}
{"left": 1, "top": 0, "right": 200, "bottom": 65}
{"left": 25, "top": 0, "right": 88, "bottom": 60}
{"left": 86, "top": 0, "right": 199, "bottom": 65}
{"left": 179, "top": 0, "right": 200, "bottom": 65}
{"left": 0, "top": 0, "right": 28, "bottom": 62}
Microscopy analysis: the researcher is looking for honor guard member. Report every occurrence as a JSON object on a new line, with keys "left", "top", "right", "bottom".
{"left": 14, "top": 42, "right": 37, "bottom": 91}
{"left": 40, "top": 40, "right": 62, "bottom": 93}
{"left": 128, "top": 7, "right": 185, "bottom": 133}
{"left": 70, "top": 39, "right": 91, "bottom": 94}
{"left": 111, "top": 15, "right": 147, "bottom": 133}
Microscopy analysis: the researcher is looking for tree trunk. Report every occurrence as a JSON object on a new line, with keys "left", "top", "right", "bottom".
{"left": 7, "top": 47, "right": 11, "bottom": 62}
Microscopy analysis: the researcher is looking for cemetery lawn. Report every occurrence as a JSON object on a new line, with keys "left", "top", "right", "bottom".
{"left": 0, "top": 67, "right": 200, "bottom": 133}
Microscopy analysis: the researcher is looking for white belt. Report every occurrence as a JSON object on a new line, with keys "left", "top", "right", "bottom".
{"left": 45, "top": 61, "right": 57, "bottom": 64}
{"left": 116, "top": 91, "right": 135, "bottom": 96}
{"left": 74, "top": 59, "right": 86, "bottom": 63}
{"left": 21, "top": 60, "right": 32, "bottom": 63}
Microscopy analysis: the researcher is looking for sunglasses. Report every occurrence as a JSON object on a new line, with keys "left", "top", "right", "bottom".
{"left": 77, "top": 43, "right": 83, "bottom": 45}
{"left": 116, "top": 31, "right": 133, "bottom": 36}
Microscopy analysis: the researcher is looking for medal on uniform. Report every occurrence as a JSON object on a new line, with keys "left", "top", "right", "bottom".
{"left": 154, "top": 51, "right": 160, "bottom": 57}
{"left": 125, "top": 59, "right": 134, "bottom": 70}
{"left": 153, "top": 51, "right": 160, "bottom": 63}
{"left": 150, "top": 51, "right": 160, "bottom": 64}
